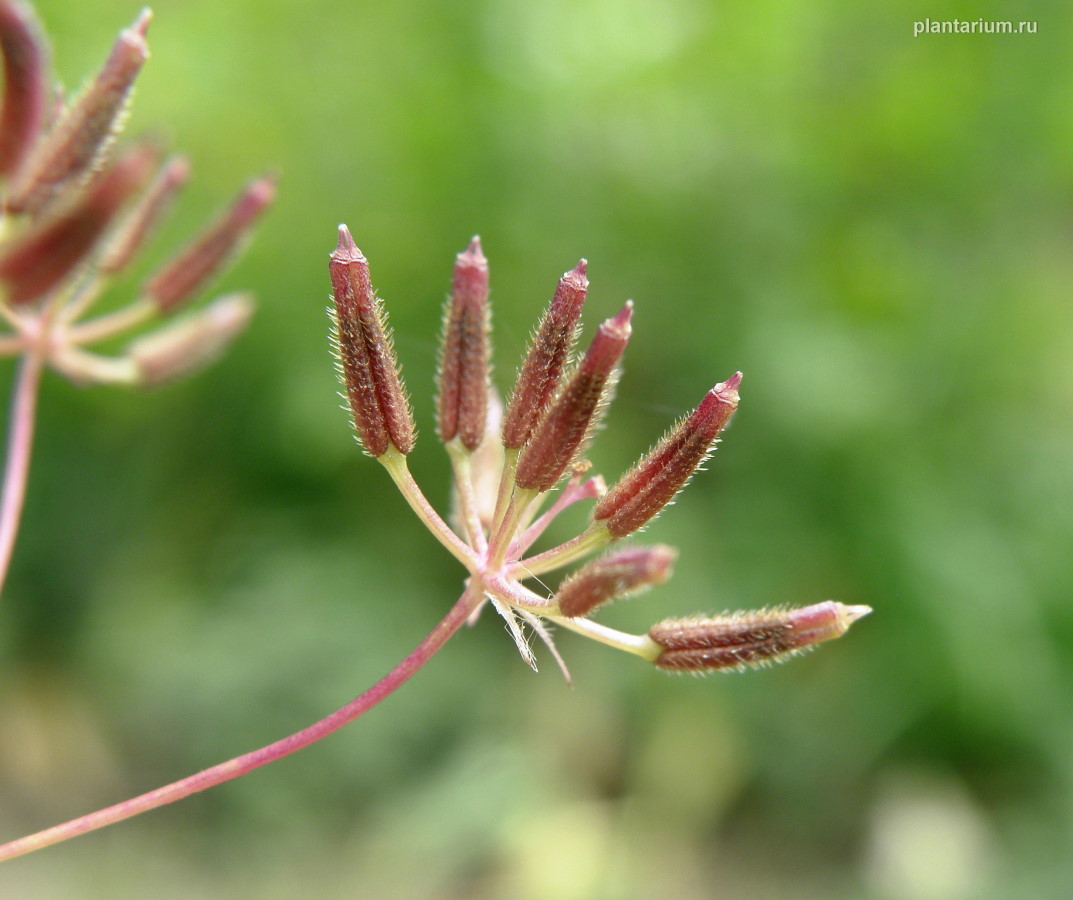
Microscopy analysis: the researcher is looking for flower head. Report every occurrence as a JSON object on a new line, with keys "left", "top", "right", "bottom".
{"left": 0, "top": 3, "right": 273, "bottom": 386}
{"left": 329, "top": 229, "right": 870, "bottom": 677}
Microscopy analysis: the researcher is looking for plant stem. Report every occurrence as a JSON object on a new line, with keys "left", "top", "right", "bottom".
{"left": 63, "top": 296, "right": 153, "bottom": 343}
{"left": 379, "top": 447, "right": 477, "bottom": 570}
{"left": 487, "top": 486, "right": 535, "bottom": 569}
{"left": 0, "top": 334, "right": 25, "bottom": 355}
{"left": 0, "top": 350, "right": 44, "bottom": 597}
{"left": 512, "top": 520, "right": 611, "bottom": 578}
{"left": 51, "top": 346, "right": 138, "bottom": 385}
{"left": 446, "top": 442, "right": 487, "bottom": 554}
{"left": 511, "top": 475, "right": 603, "bottom": 558}
{"left": 0, "top": 584, "right": 484, "bottom": 862}
{"left": 548, "top": 614, "right": 660, "bottom": 660}
{"left": 488, "top": 446, "right": 518, "bottom": 537}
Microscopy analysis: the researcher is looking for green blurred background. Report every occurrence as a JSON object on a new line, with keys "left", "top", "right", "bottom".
{"left": 3, "top": 0, "right": 1073, "bottom": 896}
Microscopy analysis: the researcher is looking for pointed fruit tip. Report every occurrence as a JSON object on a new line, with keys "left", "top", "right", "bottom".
{"left": 713, "top": 372, "right": 742, "bottom": 403}
{"left": 333, "top": 224, "right": 362, "bottom": 260}
{"left": 842, "top": 604, "right": 873, "bottom": 625}
{"left": 562, "top": 258, "right": 588, "bottom": 289}
{"left": 247, "top": 172, "right": 277, "bottom": 202}
{"left": 611, "top": 300, "right": 634, "bottom": 329}
{"left": 163, "top": 154, "right": 191, "bottom": 183}
{"left": 130, "top": 8, "right": 153, "bottom": 38}
{"left": 458, "top": 234, "right": 487, "bottom": 266}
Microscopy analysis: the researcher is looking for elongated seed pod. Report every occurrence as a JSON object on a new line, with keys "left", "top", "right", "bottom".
{"left": 143, "top": 174, "right": 274, "bottom": 313}
{"left": 0, "top": 0, "right": 50, "bottom": 179}
{"left": 0, "top": 142, "right": 156, "bottom": 304}
{"left": 502, "top": 260, "right": 587, "bottom": 449}
{"left": 5, "top": 9, "right": 150, "bottom": 216}
{"left": 593, "top": 374, "right": 740, "bottom": 538}
{"left": 556, "top": 544, "right": 676, "bottom": 617}
{"left": 130, "top": 293, "right": 253, "bottom": 386}
{"left": 99, "top": 154, "right": 189, "bottom": 274}
{"left": 329, "top": 225, "right": 415, "bottom": 457}
{"left": 649, "top": 601, "right": 871, "bottom": 672}
{"left": 515, "top": 301, "right": 632, "bottom": 492}
{"left": 436, "top": 236, "right": 490, "bottom": 451}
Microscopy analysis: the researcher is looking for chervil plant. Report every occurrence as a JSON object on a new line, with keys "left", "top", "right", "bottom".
{"left": 0, "top": 0, "right": 273, "bottom": 597}
{"left": 330, "top": 227, "right": 870, "bottom": 674}
{"left": 0, "top": 226, "right": 869, "bottom": 861}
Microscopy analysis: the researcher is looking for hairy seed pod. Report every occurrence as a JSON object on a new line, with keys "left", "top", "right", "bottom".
{"left": 436, "top": 236, "right": 490, "bottom": 451}
{"left": 502, "top": 260, "right": 588, "bottom": 449}
{"left": 329, "top": 224, "right": 415, "bottom": 457}
{"left": 5, "top": 8, "right": 150, "bottom": 216}
{"left": 649, "top": 601, "right": 871, "bottom": 672}
{"left": 515, "top": 301, "right": 632, "bottom": 492}
{"left": 556, "top": 544, "right": 676, "bottom": 617}
{"left": 99, "top": 154, "right": 189, "bottom": 274}
{"left": 0, "top": 142, "right": 156, "bottom": 303}
{"left": 143, "top": 173, "right": 274, "bottom": 313}
{"left": 594, "top": 374, "right": 740, "bottom": 538}
{"left": 0, "top": 0, "right": 51, "bottom": 179}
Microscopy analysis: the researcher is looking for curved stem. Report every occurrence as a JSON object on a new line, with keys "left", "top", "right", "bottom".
{"left": 488, "top": 446, "right": 518, "bottom": 537}
{"left": 484, "top": 572, "right": 553, "bottom": 611}
{"left": 379, "top": 448, "right": 477, "bottom": 570}
{"left": 511, "top": 475, "right": 604, "bottom": 559}
{"left": 0, "top": 350, "right": 44, "bottom": 597}
{"left": 511, "top": 520, "right": 611, "bottom": 579}
{"left": 0, "top": 298, "right": 24, "bottom": 330}
{"left": 50, "top": 346, "right": 138, "bottom": 385}
{"left": 0, "top": 584, "right": 484, "bottom": 862}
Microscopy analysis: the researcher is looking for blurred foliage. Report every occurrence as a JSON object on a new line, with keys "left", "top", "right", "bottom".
{"left": 3, "top": 0, "right": 1073, "bottom": 897}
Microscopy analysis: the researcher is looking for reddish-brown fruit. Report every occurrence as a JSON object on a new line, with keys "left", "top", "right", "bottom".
{"left": 329, "top": 224, "right": 415, "bottom": 457}
{"left": 4, "top": 8, "right": 150, "bottom": 215}
{"left": 515, "top": 301, "right": 632, "bottom": 492}
{"left": 436, "top": 236, "right": 490, "bottom": 451}
{"left": 556, "top": 544, "right": 677, "bottom": 617}
{"left": 142, "top": 173, "right": 274, "bottom": 312}
{"left": 594, "top": 373, "right": 741, "bottom": 538}
{"left": 649, "top": 601, "right": 871, "bottom": 671}
{"left": 0, "top": 142, "right": 156, "bottom": 304}
{"left": 0, "top": 0, "right": 50, "bottom": 178}
{"left": 99, "top": 154, "right": 189, "bottom": 274}
{"left": 502, "top": 260, "right": 588, "bottom": 449}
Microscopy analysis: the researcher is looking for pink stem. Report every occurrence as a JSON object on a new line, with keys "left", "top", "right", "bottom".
{"left": 511, "top": 520, "right": 610, "bottom": 579}
{"left": 0, "top": 350, "right": 44, "bottom": 597}
{"left": 0, "top": 584, "right": 483, "bottom": 862}
{"left": 510, "top": 476, "right": 604, "bottom": 558}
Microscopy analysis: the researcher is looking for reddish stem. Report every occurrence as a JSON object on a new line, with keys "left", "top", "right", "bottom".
{"left": 0, "top": 583, "right": 483, "bottom": 862}
{"left": 0, "top": 349, "right": 44, "bottom": 597}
